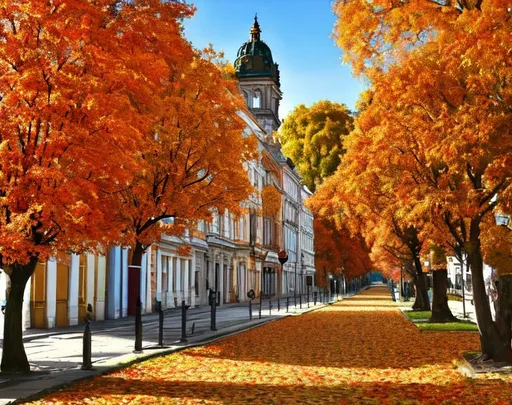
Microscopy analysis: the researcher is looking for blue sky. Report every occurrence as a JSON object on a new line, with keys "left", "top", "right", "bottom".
{"left": 182, "top": 0, "right": 367, "bottom": 120}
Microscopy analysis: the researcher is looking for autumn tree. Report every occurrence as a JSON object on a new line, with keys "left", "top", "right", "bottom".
{"left": 334, "top": 0, "right": 512, "bottom": 363}
{"left": 311, "top": 216, "right": 372, "bottom": 289}
{"left": 310, "top": 113, "right": 432, "bottom": 311}
{"left": 0, "top": 0, "right": 255, "bottom": 371}
{"left": 333, "top": 0, "right": 492, "bottom": 76}
{"left": 115, "top": 46, "right": 256, "bottom": 314}
{"left": 308, "top": 178, "right": 373, "bottom": 291}
{"left": 335, "top": 22, "right": 511, "bottom": 361}
{"left": 0, "top": 0, "right": 192, "bottom": 371}
{"left": 426, "top": 244, "right": 457, "bottom": 323}
{"left": 279, "top": 101, "right": 353, "bottom": 192}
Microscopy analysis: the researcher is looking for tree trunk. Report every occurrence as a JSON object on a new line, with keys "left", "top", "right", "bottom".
{"left": 1, "top": 258, "right": 38, "bottom": 373}
{"left": 412, "top": 256, "right": 430, "bottom": 311}
{"left": 469, "top": 220, "right": 512, "bottom": 363}
{"left": 412, "top": 276, "right": 426, "bottom": 310}
{"left": 494, "top": 274, "right": 512, "bottom": 362}
{"left": 430, "top": 269, "right": 457, "bottom": 323}
{"left": 128, "top": 241, "right": 145, "bottom": 316}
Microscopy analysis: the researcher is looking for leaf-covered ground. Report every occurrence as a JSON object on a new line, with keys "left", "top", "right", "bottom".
{"left": 27, "top": 287, "right": 512, "bottom": 404}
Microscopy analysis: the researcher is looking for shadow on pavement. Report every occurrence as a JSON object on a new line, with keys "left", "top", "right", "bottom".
{"left": 27, "top": 375, "right": 512, "bottom": 405}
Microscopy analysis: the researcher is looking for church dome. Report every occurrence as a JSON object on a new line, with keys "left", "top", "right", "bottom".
{"left": 236, "top": 40, "right": 274, "bottom": 66}
{"left": 234, "top": 16, "right": 280, "bottom": 85}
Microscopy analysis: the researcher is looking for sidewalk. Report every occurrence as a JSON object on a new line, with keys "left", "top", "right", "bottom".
{"left": 447, "top": 298, "right": 477, "bottom": 323}
{"left": 0, "top": 293, "right": 343, "bottom": 405}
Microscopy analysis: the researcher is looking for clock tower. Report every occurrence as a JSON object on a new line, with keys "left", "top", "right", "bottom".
{"left": 234, "top": 16, "right": 282, "bottom": 134}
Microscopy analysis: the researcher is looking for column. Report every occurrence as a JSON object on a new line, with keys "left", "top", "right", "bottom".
{"left": 170, "top": 256, "right": 176, "bottom": 308}
{"left": 232, "top": 256, "right": 237, "bottom": 302}
{"left": 23, "top": 274, "right": 31, "bottom": 330}
{"left": 107, "top": 246, "right": 121, "bottom": 319}
{"left": 191, "top": 252, "right": 196, "bottom": 308}
{"left": 184, "top": 259, "right": 190, "bottom": 303}
{"left": 86, "top": 254, "right": 95, "bottom": 311}
{"left": 68, "top": 253, "right": 80, "bottom": 326}
{"left": 210, "top": 250, "right": 216, "bottom": 292}
{"left": 241, "top": 262, "right": 246, "bottom": 300}
{"left": 140, "top": 251, "right": 147, "bottom": 313}
{"left": 95, "top": 255, "right": 106, "bottom": 321}
{"left": 219, "top": 253, "right": 224, "bottom": 305}
{"left": 45, "top": 258, "right": 57, "bottom": 328}
{"left": 156, "top": 248, "right": 162, "bottom": 302}
{"left": 176, "top": 258, "right": 181, "bottom": 304}
{"left": 145, "top": 249, "right": 153, "bottom": 314}
{"left": 121, "top": 248, "right": 128, "bottom": 317}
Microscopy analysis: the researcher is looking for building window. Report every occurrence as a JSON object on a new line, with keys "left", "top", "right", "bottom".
{"left": 212, "top": 211, "right": 219, "bottom": 234}
{"left": 162, "top": 256, "right": 168, "bottom": 293}
{"left": 223, "top": 211, "right": 230, "bottom": 238}
{"left": 253, "top": 89, "right": 261, "bottom": 108}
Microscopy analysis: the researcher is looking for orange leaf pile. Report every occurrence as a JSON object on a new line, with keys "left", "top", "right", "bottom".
{"left": 27, "top": 287, "right": 512, "bottom": 404}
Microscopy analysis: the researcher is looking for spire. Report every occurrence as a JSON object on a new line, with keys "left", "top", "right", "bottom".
{"left": 250, "top": 14, "right": 261, "bottom": 42}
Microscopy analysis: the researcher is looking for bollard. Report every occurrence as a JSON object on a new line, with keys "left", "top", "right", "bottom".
{"left": 158, "top": 301, "right": 164, "bottom": 347}
{"left": 259, "top": 291, "right": 262, "bottom": 319}
{"left": 299, "top": 294, "right": 302, "bottom": 309}
{"left": 286, "top": 296, "right": 289, "bottom": 313}
{"left": 269, "top": 299, "right": 272, "bottom": 316}
{"left": 307, "top": 290, "right": 310, "bottom": 308}
{"left": 81, "top": 319, "right": 92, "bottom": 370}
{"left": 210, "top": 291, "right": 217, "bottom": 331}
{"left": 134, "top": 298, "right": 143, "bottom": 352}
{"left": 277, "top": 297, "right": 280, "bottom": 312}
{"left": 294, "top": 292, "right": 297, "bottom": 307}
{"left": 249, "top": 299, "right": 253, "bottom": 320}
{"left": 314, "top": 292, "right": 317, "bottom": 306}
{"left": 181, "top": 300, "right": 188, "bottom": 343}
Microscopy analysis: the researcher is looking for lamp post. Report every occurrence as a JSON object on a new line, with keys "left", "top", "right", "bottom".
{"left": 278, "top": 250, "right": 288, "bottom": 305}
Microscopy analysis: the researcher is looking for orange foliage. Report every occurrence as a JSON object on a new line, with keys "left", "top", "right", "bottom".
{"left": 261, "top": 185, "right": 281, "bottom": 218}
{"left": 313, "top": 218, "right": 372, "bottom": 287}
{"left": 333, "top": 0, "right": 512, "bottom": 360}
{"left": 481, "top": 222, "right": 512, "bottom": 277}
{"left": 333, "top": 0, "right": 509, "bottom": 76}
{"left": 0, "top": 0, "right": 256, "bottom": 372}
{"left": 27, "top": 287, "right": 512, "bottom": 405}
{"left": 114, "top": 43, "right": 256, "bottom": 250}
{"left": 0, "top": 0, "right": 184, "bottom": 264}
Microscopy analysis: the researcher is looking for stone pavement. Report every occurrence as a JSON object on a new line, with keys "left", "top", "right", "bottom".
{"left": 447, "top": 298, "right": 477, "bottom": 323}
{"left": 0, "top": 291, "right": 351, "bottom": 404}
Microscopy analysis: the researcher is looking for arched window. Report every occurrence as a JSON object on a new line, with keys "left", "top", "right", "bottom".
{"left": 252, "top": 89, "right": 261, "bottom": 108}
{"left": 243, "top": 91, "right": 249, "bottom": 106}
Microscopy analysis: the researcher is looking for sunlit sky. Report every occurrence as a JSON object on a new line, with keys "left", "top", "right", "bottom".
{"left": 183, "top": 0, "right": 367, "bottom": 121}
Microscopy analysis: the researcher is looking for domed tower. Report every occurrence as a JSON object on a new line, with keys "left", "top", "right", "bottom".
{"left": 234, "top": 16, "right": 282, "bottom": 134}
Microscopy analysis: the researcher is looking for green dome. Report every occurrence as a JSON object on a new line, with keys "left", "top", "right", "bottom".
{"left": 236, "top": 40, "right": 274, "bottom": 66}
{"left": 234, "top": 16, "right": 280, "bottom": 85}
